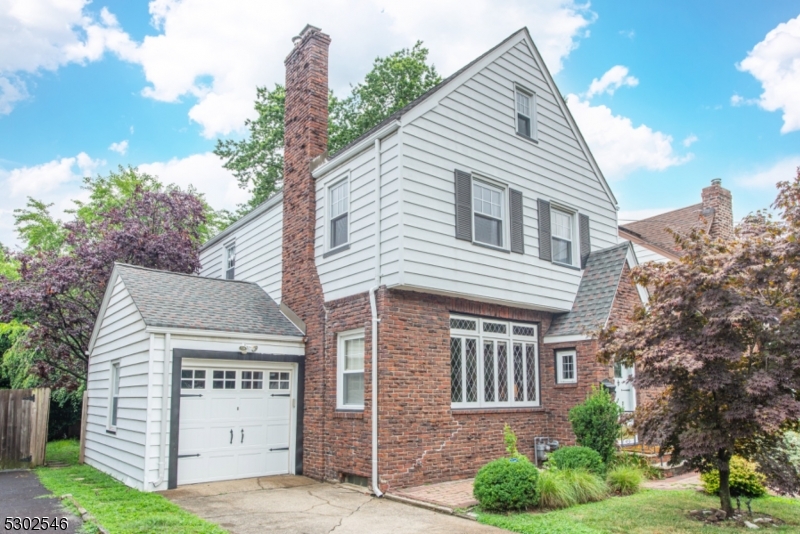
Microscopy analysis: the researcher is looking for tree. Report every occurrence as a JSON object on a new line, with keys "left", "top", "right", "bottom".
{"left": 215, "top": 42, "right": 441, "bottom": 211}
{"left": 598, "top": 169, "right": 800, "bottom": 516}
{"left": 0, "top": 184, "right": 208, "bottom": 390}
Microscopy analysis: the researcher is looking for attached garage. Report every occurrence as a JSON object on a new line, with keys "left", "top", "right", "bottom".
{"left": 84, "top": 263, "right": 305, "bottom": 492}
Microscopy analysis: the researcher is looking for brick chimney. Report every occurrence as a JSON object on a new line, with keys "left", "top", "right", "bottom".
{"left": 281, "top": 24, "right": 330, "bottom": 479}
{"left": 701, "top": 178, "right": 733, "bottom": 240}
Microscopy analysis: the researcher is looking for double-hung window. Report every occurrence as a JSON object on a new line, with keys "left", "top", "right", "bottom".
{"left": 337, "top": 330, "right": 365, "bottom": 409}
{"left": 556, "top": 349, "right": 577, "bottom": 384}
{"left": 473, "top": 181, "right": 505, "bottom": 248}
{"left": 551, "top": 208, "right": 575, "bottom": 265}
{"left": 109, "top": 362, "right": 121, "bottom": 430}
{"left": 225, "top": 242, "right": 236, "bottom": 280}
{"left": 515, "top": 88, "right": 535, "bottom": 139}
{"left": 329, "top": 179, "right": 349, "bottom": 250}
{"left": 450, "top": 316, "right": 539, "bottom": 409}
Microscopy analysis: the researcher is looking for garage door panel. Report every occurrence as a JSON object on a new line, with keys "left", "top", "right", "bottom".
{"left": 210, "top": 396, "right": 238, "bottom": 418}
{"left": 239, "top": 397, "right": 268, "bottom": 418}
{"left": 266, "top": 423, "right": 289, "bottom": 447}
{"left": 266, "top": 397, "right": 290, "bottom": 416}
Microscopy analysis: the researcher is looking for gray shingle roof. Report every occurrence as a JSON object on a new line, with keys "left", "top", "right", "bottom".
{"left": 546, "top": 243, "right": 630, "bottom": 337}
{"left": 115, "top": 264, "right": 302, "bottom": 338}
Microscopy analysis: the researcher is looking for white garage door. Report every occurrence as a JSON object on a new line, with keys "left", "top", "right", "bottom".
{"left": 177, "top": 361, "right": 295, "bottom": 485}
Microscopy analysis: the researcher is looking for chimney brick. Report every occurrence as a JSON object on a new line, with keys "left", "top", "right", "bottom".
{"left": 702, "top": 178, "right": 733, "bottom": 240}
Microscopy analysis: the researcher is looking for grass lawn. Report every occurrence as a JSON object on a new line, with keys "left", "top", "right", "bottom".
{"left": 479, "top": 489, "right": 800, "bottom": 534}
{"left": 36, "top": 440, "right": 226, "bottom": 534}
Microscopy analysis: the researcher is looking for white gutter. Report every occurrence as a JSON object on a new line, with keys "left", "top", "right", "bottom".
{"left": 370, "top": 136, "right": 383, "bottom": 498}
{"left": 152, "top": 332, "right": 172, "bottom": 488}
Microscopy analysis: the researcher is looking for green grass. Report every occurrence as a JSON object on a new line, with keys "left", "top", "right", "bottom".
{"left": 479, "top": 489, "right": 800, "bottom": 534}
{"left": 37, "top": 440, "right": 226, "bottom": 534}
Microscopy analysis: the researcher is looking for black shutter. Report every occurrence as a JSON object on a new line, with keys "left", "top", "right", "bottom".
{"left": 510, "top": 189, "right": 524, "bottom": 254}
{"left": 579, "top": 213, "right": 591, "bottom": 268}
{"left": 454, "top": 169, "right": 472, "bottom": 241}
{"left": 537, "top": 198, "right": 551, "bottom": 261}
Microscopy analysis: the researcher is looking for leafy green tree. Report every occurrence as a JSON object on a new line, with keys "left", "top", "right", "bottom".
{"left": 215, "top": 41, "right": 441, "bottom": 211}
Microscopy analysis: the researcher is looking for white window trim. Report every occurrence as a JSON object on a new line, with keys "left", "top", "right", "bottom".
{"left": 556, "top": 349, "right": 578, "bottom": 384}
{"left": 450, "top": 315, "right": 540, "bottom": 409}
{"left": 107, "top": 360, "right": 121, "bottom": 431}
{"left": 471, "top": 175, "right": 510, "bottom": 250}
{"left": 550, "top": 204, "right": 580, "bottom": 268}
{"left": 337, "top": 328, "right": 365, "bottom": 410}
{"left": 325, "top": 173, "right": 351, "bottom": 253}
{"left": 223, "top": 239, "right": 236, "bottom": 280}
{"left": 514, "top": 84, "right": 538, "bottom": 141}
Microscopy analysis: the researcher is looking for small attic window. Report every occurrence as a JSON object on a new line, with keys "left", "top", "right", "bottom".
{"left": 515, "top": 87, "right": 536, "bottom": 140}
{"left": 225, "top": 242, "right": 236, "bottom": 280}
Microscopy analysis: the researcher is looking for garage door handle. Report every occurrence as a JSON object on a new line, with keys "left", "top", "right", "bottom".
{"left": 180, "top": 394, "right": 203, "bottom": 397}
{"left": 178, "top": 454, "right": 201, "bottom": 458}
{"left": 271, "top": 394, "right": 290, "bottom": 397}
{"left": 241, "top": 429, "right": 244, "bottom": 443}
{"left": 270, "top": 447, "right": 289, "bottom": 452}
{"left": 230, "top": 429, "right": 233, "bottom": 444}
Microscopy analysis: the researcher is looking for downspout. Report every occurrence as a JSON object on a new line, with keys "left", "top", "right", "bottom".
{"left": 371, "top": 137, "right": 383, "bottom": 497}
{"left": 152, "top": 332, "right": 171, "bottom": 488}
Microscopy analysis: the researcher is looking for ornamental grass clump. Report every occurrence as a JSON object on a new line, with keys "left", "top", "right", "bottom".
{"left": 537, "top": 468, "right": 608, "bottom": 509}
{"left": 547, "top": 446, "right": 605, "bottom": 475}
{"left": 606, "top": 465, "right": 644, "bottom": 495}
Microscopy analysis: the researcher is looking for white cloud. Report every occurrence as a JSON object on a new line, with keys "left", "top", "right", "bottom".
{"left": 566, "top": 94, "right": 692, "bottom": 179}
{"left": 735, "top": 156, "right": 800, "bottom": 189}
{"left": 3, "top": 152, "right": 101, "bottom": 197}
{"left": 682, "top": 134, "right": 698, "bottom": 147}
{"left": 0, "top": 75, "right": 28, "bottom": 115}
{"left": 730, "top": 93, "right": 757, "bottom": 107}
{"left": 619, "top": 29, "right": 635, "bottom": 39}
{"left": 139, "top": 152, "right": 249, "bottom": 210}
{"left": 736, "top": 15, "right": 800, "bottom": 133}
{"left": 109, "top": 140, "right": 129, "bottom": 155}
{"left": 586, "top": 65, "right": 639, "bottom": 98}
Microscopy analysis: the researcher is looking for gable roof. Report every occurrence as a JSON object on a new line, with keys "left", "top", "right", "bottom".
{"left": 619, "top": 203, "right": 714, "bottom": 258}
{"left": 89, "top": 263, "right": 302, "bottom": 352}
{"left": 545, "top": 243, "right": 631, "bottom": 338}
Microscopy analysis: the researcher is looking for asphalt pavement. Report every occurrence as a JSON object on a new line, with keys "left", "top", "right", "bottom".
{"left": 0, "top": 470, "right": 80, "bottom": 533}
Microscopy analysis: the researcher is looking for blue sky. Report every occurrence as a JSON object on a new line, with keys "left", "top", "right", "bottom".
{"left": 1, "top": 0, "right": 799, "bottom": 248}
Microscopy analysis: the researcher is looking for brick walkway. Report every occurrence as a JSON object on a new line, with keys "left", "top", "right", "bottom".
{"left": 642, "top": 471, "right": 702, "bottom": 490}
{"left": 392, "top": 478, "right": 477, "bottom": 509}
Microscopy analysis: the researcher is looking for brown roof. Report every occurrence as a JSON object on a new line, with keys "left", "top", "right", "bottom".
{"left": 619, "top": 203, "right": 714, "bottom": 257}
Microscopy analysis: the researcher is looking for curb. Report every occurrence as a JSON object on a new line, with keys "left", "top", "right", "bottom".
{"left": 384, "top": 493, "right": 479, "bottom": 522}
{"left": 61, "top": 494, "right": 109, "bottom": 534}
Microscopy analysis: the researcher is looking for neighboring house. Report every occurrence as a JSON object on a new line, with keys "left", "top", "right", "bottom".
{"left": 86, "top": 25, "right": 647, "bottom": 493}
{"left": 615, "top": 179, "right": 734, "bottom": 411}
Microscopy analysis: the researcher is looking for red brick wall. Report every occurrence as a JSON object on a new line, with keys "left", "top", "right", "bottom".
{"left": 702, "top": 179, "right": 734, "bottom": 240}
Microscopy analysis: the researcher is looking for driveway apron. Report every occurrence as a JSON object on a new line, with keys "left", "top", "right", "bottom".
{"left": 0, "top": 470, "right": 80, "bottom": 533}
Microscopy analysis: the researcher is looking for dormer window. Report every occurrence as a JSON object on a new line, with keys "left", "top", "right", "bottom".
{"left": 551, "top": 208, "right": 575, "bottom": 266}
{"left": 515, "top": 88, "right": 535, "bottom": 139}
{"left": 329, "top": 179, "right": 349, "bottom": 250}
{"left": 225, "top": 242, "right": 236, "bottom": 280}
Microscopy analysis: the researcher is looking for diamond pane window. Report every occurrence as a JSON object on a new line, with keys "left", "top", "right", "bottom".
{"left": 450, "top": 338, "right": 463, "bottom": 403}
{"left": 497, "top": 342, "right": 508, "bottom": 402}
{"left": 513, "top": 344, "right": 524, "bottom": 402}
{"left": 526, "top": 344, "right": 537, "bottom": 401}
{"left": 483, "top": 322, "right": 507, "bottom": 334}
{"left": 513, "top": 325, "right": 536, "bottom": 337}
{"left": 483, "top": 341, "right": 495, "bottom": 402}
{"left": 450, "top": 318, "right": 477, "bottom": 331}
{"left": 465, "top": 338, "right": 478, "bottom": 403}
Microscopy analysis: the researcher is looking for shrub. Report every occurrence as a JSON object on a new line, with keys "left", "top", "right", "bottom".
{"left": 701, "top": 456, "right": 767, "bottom": 498}
{"left": 568, "top": 387, "right": 623, "bottom": 464}
{"left": 547, "top": 446, "right": 605, "bottom": 475}
{"left": 537, "top": 468, "right": 608, "bottom": 509}
{"left": 609, "top": 451, "right": 663, "bottom": 480}
{"left": 606, "top": 466, "right": 643, "bottom": 495}
{"left": 473, "top": 457, "right": 540, "bottom": 511}
{"left": 504, "top": 423, "right": 526, "bottom": 460}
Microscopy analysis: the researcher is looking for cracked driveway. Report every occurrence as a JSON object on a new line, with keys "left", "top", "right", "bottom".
{"left": 162, "top": 475, "right": 503, "bottom": 534}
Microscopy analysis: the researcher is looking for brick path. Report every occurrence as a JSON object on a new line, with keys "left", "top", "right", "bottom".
{"left": 642, "top": 471, "right": 702, "bottom": 490}
{"left": 392, "top": 478, "right": 477, "bottom": 509}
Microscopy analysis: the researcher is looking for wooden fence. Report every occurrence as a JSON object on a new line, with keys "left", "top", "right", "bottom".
{"left": 0, "top": 388, "right": 51, "bottom": 469}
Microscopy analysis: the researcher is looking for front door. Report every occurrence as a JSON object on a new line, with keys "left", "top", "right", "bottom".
{"left": 177, "top": 362, "right": 294, "bottom": 485}
{"left": 614, "top": 363, "right": 636, "bottom": 413}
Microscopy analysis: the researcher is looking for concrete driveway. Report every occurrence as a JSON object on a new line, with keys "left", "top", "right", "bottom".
{"left": 162, "top": 475, "right": 503, "bottom": 534}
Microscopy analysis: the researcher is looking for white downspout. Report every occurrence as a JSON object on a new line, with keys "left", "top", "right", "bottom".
{"left": 371, "top": 137, "right": 383, "bottom": 497}
{"left": 152, "top": 332, "right": 171, "bottom": 488}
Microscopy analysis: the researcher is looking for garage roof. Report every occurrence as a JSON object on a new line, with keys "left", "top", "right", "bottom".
{"left": 115, "top": 263, "right": 303, "bottom": 338}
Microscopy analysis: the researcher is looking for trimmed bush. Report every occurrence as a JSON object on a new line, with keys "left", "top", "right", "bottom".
{"left": 547, "top": 446, "right": 605, "bottom": 475}
{"left": 606, "top": 466, "right": 643, "bottom": 495}
{"left": 701, "top": 456, "right": 767, "bottom": 498}
{"left": 568, "top": 387, "right": 623, "bottom": 464}
{"left": 537, "top": 468, "right": 608, "bottom": 509}
{"left": 473, "top": 457, "right": 540, "bottom": 511}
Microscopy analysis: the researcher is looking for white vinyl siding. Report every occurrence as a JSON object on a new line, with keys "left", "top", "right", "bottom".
{"left": 85, "top": 277, "right": 151, "bottom": 490}
{"left": 396, "top": 39, "right": 618, "bottom": 311}
{"left": 199, "top": 199, "right": 283, "bottom": 303}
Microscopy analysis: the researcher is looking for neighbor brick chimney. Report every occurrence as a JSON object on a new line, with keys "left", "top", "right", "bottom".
{"left": 281, "top": 24, "right": 331, "bottom": 480}
{"left": 701, "top": 178, "right": 733, "bottom": 240}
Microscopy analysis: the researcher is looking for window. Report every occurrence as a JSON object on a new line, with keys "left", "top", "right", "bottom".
{"left": 329, "top": 179, "right": 349, "bottom": 249}
{"left": 213, "top": 370, "right": 237, "bottom": 389}
{"left": 515, "top": 89, "right": 534, "bottom": 138}
{"left": 556, "top": 350, "right": 577, "bottom": 384}
{"left": 109, "top": 362, "right": 120, "bottom": 429}
{"left": 225, "top": 242, "right": 236, "bottom": 280}
{"left": 181, "top": 369, "right": 206, "bottom": 389}
{"left": 473, "top": 181, "right": 505, "bottom": 247}
{"left": 241, "top": 371, "right": 264, "bottom": 390}
{"left": 450, "top": 316, "right": 539, "bottom": 408}
{"left": 337, "top": 330, "right": 365, "bottom": 409}
{"left": 268, "top": 371, "right": 290, "bottom": 390}
{"left": 551, "top": 208, "right": 575, "bottom": 265}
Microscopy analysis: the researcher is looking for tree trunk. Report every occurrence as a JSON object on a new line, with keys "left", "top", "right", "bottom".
{"left": 717, "top": 450, "right": 734, "bottom": 517}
